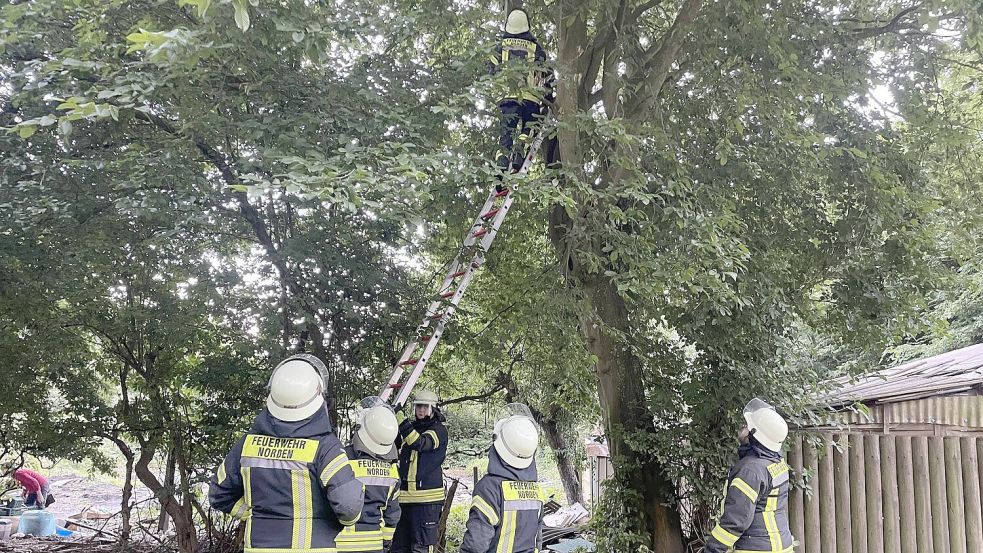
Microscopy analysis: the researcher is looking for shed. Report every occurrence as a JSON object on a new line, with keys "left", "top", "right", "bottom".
{"left": 788, "top": 342, "right": 983, "bottom": 553}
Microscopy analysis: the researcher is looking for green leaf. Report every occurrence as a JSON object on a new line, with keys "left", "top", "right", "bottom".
{"left": 18, "top": 125, "right": 37, "bottom": 139}
{"left": 232, "top": 0, "right": 250, "bottom": 31}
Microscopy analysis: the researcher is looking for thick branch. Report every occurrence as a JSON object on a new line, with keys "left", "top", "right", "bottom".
{"left": 626, "top": 0, "right": 704, "bottom": 119}
{"left": 439, "top": 384, "right": 506, "bottom": 407}
{"left": 847, "top": 2, "right": 924, "bottom": 40}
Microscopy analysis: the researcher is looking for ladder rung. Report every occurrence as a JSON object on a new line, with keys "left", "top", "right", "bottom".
{"left": 495, "top": 188, "right": 510, "bottom": 197}
{"left": 440, "top": 290, "right": 455, "bottom": 299}
{"left": 451, "top": 270, "right": 466, "bottom": 278}
{"left": 389, "top": 383, "right": 404, "bottom": 389}
{"left": 472, "top": 229, "right": 488, "bottom": 238}
{"left": 399, "top": 358, "right": 420, "bottom": 366}
{"left": 429, "top": 312, "right": 445, "bottom": 320}
{"left": 420, "top": 335, "right": 433, "bottom": 342}
{"left": 481, "top": 208, "right": 500, "bottom": 220}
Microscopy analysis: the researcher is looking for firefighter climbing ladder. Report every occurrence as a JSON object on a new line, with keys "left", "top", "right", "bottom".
{"left": 378, "top": 116, "right": 553, "bottom": 407}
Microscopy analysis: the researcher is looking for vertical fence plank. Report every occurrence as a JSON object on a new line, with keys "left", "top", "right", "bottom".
{"left": 834, "top": 433, "right": 853, "bottom": 553}
{"left": 881, "top": 436, "right": 902, "bottom": 553}
{"left": 850, "top": 433, "right": 869, "bottom": 553}
{"left": 929, "top": 436, "right": 951, "bottom": 553}
{"left": 896, "top": 435, "right": 917, "bottom": 553}
{"left": 961, "top": 437, "right": 983, "bottom": 553}
{"left": 820, "top": 435, "right": 837, "bottom": 552}
{"left": 804, "top": 440, "right": 822, "bottom": 553}
{"left": 866, "top": 434, "right": 885, "bottom": 553}
{"left": 913, "top": 436, "right": 934, "bottom": 553}
{"left": 789, "top": 435, "right": 806, "bottom": 549}
{"left": 945, "top": 437, "right": 967, "bottom": 553}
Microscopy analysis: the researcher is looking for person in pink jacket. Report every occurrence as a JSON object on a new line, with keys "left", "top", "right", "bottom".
{"left": 12, "top": 468, "right": 54, "bottom": 509}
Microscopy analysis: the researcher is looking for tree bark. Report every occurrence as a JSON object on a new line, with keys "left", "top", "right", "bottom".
{"left": 134, "top": 440, "right": 198, "bottom": 553}
{"left": 539, "top": 415, "right": 584, "bottom": 505}
{"left": 158, "top": 447, "right": 176, "bottom": 533}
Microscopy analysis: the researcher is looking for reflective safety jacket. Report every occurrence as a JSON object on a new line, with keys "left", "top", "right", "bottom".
{"left": 460, "top": 448, "right": 545, "bottom": 553}
{"left": 395, "top": 414, "right": 448, "bottom": 505}
{"left": 209, "top": 407, "right": 365, "bottom": 553}
{"left": 487, "top": 31, "right": 551, "bottom": 103}
{"left": 706, "top": 442, "right": 794, "bottom": 553}
{"left": 337, "top": 444, "right": 401, "bottom": 552}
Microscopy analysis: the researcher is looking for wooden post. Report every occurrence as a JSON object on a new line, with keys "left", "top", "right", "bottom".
{"left": 820, "top": 435, "right": 837, "bottom": 553}
{"left": 913, "top": 436, "right": 934, "bottom": 552}
{"left": 865, "top": 435, "right": 885, "bottom": 553}
{"left": 961, "top": 437, "right": 983, "bottom": 553}
{"left": 789, "top": 435, "right": 806, "bottom": 548}
{"left": 929, "top": 436, "right": 951, "bottom": 553}
{"left": 850, "top": 433, "right": 869, "bottom": 553}
{"left": 804, "top": 439, "right": 822, "bottom": 553}
{"left": 945, "top": 438, "right": 967, "bottom": 553}
{"left": 833, "top": 434, "right": 853, "bottom": 553}
{"left": 880, "top": 436, "right": 901, "bottom": 553}
{"left": 895, "top": 435, "right": 917, "bottom": 553}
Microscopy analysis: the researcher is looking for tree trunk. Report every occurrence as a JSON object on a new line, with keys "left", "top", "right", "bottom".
{"left": 134, "top": 442, "right": 198, "bottom": 553}
{"left": 583, "top": 278, "right": 685, "bottom": 552}
{"left": 158, "top": 447, "right": 175, "bottom": 533}
{"left": 119, "top": 446, "right": 135, "bottom": 544}
{"left": 539, "top": 415, "right": 584, "bottom": 505}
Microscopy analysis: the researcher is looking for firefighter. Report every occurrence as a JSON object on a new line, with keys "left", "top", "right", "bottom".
{"left": 391, "top": 389, "right": 449, "bottom": 553}
{"left": 705, "top": 398, "right": 794, "bottom": 553}
{"left": 338, "top": 398, "right": 402, "bottom": 553}
{"left": 460, "top": 410, "right": 545, "bottom": 553}
{"left": 488, "top": 8, "right": 553, "bottom": 178}
{"left": 208, "top": 354, "right": 365, "bottom": 553}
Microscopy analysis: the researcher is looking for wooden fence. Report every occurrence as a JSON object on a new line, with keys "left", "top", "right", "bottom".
{"left": 786, "top": 433, "right": 983, "bottom": 553}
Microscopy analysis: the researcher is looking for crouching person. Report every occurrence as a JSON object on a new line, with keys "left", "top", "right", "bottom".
{"left": 460, "top": 408, "right": 545, "bottom": 553}
{"left": 209, "top": 354, "right": 365, "bottom": 552}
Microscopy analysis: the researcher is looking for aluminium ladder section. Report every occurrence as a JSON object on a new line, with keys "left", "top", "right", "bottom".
{"left": 379, "top": 116, "right": 553, "bottom": 407}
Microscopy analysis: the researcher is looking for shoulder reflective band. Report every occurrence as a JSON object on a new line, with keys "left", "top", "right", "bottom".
{"left": 242, "top": 434, "right": 319, "bottom": 463}
{"left": 422, "top": 430, "right": 440, "bottom": 449}
{"left": 711, "top": 523, "right": 740, "bottom": 547}
{"left": 472, "top": 495, "right": 500, "bottom": 526}
{"left": 319, "top": 453, "right": 351, "bottom": 485}
{"left": 730, "top": 477, "right": 758, "bottom": 502}
{"left": 403, "top": 429, "right": 421, "bottom": 446}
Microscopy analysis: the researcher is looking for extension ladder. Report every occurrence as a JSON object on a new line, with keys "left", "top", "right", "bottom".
{"left": 378, "top": 116, "right": 553, "bottom": 407}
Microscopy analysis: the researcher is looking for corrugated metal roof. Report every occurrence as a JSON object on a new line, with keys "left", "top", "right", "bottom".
{"left": 820, "top": 342, "right": 983, "bottom": 406}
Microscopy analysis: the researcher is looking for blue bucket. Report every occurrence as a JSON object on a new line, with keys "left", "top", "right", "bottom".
{"left": 18, "top": 510, "right": 56, "bottom": 537}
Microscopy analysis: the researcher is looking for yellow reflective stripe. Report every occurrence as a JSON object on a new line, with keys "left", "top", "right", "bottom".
{"left": 291, "top": 470, "right": 314, "bottom": 548}
{"left": 504, "top": 511, "right": 518, "bottom": 552}
{"left": 381, "top": 526, "right": 395, "bottom": 540}
{"left": 472, "top": 495, "right": 500, "bottom": 526}
{"left": 398, "top": 488, "right": 445, "bottom": 503}
{"left": 767, "top": 461, "right": 789, "bottom": 478}
{"left": 735, "top": 549, "right": 794, "bottom": 553}
{"left": 730, "top": 477, "right": 758, "bottom": 502}
{"left": 422, "top": 430, "right": 440, "bottom": 449}
{"left": 242, "top": 467, "right": 253, "bottom": 549}
{"left": 319, "top": 453, "right": 350, "bottom": 485}
{"left": 764, "top": 494, "right": 781, "bottom": 551}
{"left": 244, "top": 547, "right": 338, "bottom": 553}
{"left": 408, "top": 451, "right": 418, "bottom": 491}
{"left": 404, "top": 430, "right": 421, "bottom": 446}
{"left": 230, "top": 497, "right": 250, "bottom": 520}
{"left": 711, "top": 524, "right": 740, "bottom": 547}
{"left": 217, "top": 461, "right": 227, "bottom": 485}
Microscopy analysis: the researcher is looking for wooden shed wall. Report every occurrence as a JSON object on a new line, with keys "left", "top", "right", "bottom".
{"left": 787, "top": 432, "right": 983, "bottom": 553}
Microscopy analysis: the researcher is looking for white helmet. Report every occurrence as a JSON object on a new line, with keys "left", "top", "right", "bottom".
{"left": 266, "top": 355, "right": 326, "bottom": 422}
{"left": 505, "top": 9, "right": 530, "bottom": 35}
{"left": 355, "top": 397, "right": 398, "bottom": 458}
{"left": 412, "top": 389, "right": 439, "bottom": 409}
{"left": 743, "top": 398, "right": 788, "bottom": 452}
{"left": 493, "top": 415, "right": 539, "bottom": 469}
